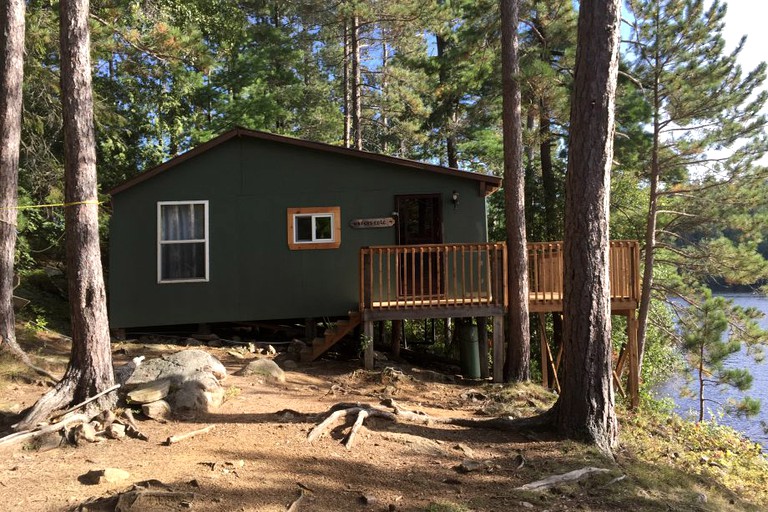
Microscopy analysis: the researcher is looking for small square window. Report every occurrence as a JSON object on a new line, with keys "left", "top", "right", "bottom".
{"left": 287, "top": 207, "right": 341, "bottom": 250}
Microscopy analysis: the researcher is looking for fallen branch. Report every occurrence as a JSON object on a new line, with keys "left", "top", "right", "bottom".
{"left": 286, "top": 489, "right": 305, "bottom": 512}
{"left": 122, "top": 408, "right": 150, "bottom": 441}
{"left": 0, "top": 413, "right": 89, "bottom": 449}
{"left": 515, "top": 467, "right": 611, "bottom": 492}
{"left": 164, "top": 425, "right": 216, "bottom": 445}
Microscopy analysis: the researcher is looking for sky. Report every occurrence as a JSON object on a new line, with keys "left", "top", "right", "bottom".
{"left": 721, "top": 0, "right": 766, "bottom": 74}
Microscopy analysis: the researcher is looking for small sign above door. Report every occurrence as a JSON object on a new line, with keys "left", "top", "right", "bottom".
{"left": 350, "top": 217, "right": 396, "bottom": 229}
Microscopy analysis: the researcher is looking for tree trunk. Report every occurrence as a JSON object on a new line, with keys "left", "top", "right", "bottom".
{"left": 636, "top": 53, "right": 663, "bottom": 373}
{"left": 500, "top": 0, "right": 530, "bottom": 382}
{"left": 436, "top": 33, "right": 458, "bottom": 169}
{"left": 0, "top": 0, "right": 26, "bottom": 358}
{"left": 16, "top": 0, "right": 115, "bottom": 430}
{"left": 351, "top": 14, "right": 362, "bottom": 151}
{"left": 342, "top": 20, "right": 351, "bottom": 148}
{"left": 555, "top": 0, "right": 621, "bottom": 455}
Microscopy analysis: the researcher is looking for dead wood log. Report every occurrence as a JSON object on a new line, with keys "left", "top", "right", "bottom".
{"left": 0, "top": 413, "right": 90, "bottom": 449}
{"left": 515, "top": 467, "right": 611, "bottom": 492}
{"left": 164, "top": 425, "right": 216, "bottom": 445}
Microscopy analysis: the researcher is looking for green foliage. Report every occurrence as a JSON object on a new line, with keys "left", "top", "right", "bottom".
{"left": 678, "top": 289, "right": 766, "bottom": 421}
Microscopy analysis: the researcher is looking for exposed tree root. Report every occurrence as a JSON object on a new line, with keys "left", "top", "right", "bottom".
{"left": 13, "top": 368, "right": 118, "bottom": 431}
{"left": 307, "top": 399, "right": 559, "bottom": 450}
{"left": 0, "top": 335, "right": 58, "bottom": 384}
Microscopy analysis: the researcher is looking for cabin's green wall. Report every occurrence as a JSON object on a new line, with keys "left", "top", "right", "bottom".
{"left": 109, "top": 136, "right": 491, "bottom": 328}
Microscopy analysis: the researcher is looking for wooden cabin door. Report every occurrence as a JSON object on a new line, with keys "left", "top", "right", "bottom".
{"left": 395, "top": 194, "right": 444, "bottom": 298}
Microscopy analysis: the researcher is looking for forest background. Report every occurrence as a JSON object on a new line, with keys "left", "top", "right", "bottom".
{"left": 10, "top": 0, "right": 768, "bottom": 413}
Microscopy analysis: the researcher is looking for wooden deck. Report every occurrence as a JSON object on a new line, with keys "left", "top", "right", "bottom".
{"left": 359, "top": 243, "right": 507, "bottom": 321}
{"left": 359, "top": 240, "right": 642, "bottom": 406}
{"left": 360, "top": 240, "right": 640, "bottom": 317}
{"left": 528, "top": 240, "right": 641, "bottom": 313}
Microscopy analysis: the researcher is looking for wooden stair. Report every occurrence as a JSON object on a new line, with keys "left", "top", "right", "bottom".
{"left": 301, "top": 312, "right": 362, "bottom": 362}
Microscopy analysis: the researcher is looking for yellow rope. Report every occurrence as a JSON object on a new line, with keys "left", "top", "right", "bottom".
{"left": 0, "top": 199, "right": 102, "bottom": 210}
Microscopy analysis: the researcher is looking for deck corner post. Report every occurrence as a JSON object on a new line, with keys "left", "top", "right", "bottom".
{"left": 391, "top": 319, "right": 402, "bottom": 358}
{"left": 363, "top": 319, "right": 375, "bottom": 370}
{"left": 627, "top": 310, "right": 640, "bottom": 408}
{"left": 492, "top": 315, "right": 504, "bottom": 383}
{"left": 477, "top": 317, "right": 489, "bottom": 379}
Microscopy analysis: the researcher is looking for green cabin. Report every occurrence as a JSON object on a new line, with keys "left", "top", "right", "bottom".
{"left": 108, "top": 128, "right": 503, "bottom": 332}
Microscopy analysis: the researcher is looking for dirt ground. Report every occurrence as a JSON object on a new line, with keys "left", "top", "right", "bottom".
{"left": 0, "top": 334, "right": 742, "bottom": 512}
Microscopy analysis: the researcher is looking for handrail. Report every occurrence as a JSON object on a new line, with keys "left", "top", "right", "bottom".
{"left": 360, "top": 243, "right": 508, "bottom": 312}
{"left": 527, "top": 240, "right": 640, "bottom": 307}
{"left": 360, "top": 240, "right": 640, "bottom": 314}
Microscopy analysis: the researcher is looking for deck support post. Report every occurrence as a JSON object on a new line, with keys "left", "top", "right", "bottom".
{"left": 391, "top": 320, "right": 402, "bottom": 358}
{"left": 363, "top": 320, "right": 375, "bottom": 370}
{"left": 492, "top": 315, "right": 504, "bottom": 383}
{"left": 627, "top": 310, "right": 640, "bottom": 408}
{"left": 537, "top": 314, "right": 549, "bottom": 388}
{"left": 477, "top": 317, "right": 489, "bottom": 379}
{"left": 305, "top": 318, "right": 317, "bottom": 342}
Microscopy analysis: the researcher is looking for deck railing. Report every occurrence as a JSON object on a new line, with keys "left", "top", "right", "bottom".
{"left": 360, "top": 243, "right": 507, "bottom": 314}
{"left": 528, "top": 240, "right": 640, "bottom": 311}
{"left": 360, "top": 240, "right": 639, "bottom": 316}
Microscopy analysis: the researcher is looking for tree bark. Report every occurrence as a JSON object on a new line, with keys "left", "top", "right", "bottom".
{"left": 351, "top": 14, "right": 362, "bottom": 151}
{"left": 0, "top": 0, "right": 26, "bottom": 358}
{"left": 500, "top": 0, "right": 530, "bottom": 382}
{"left": 554, "top": 0, "right": 621, "bottom": 455}
{"left": 16, "top": 0, "right": 115, "bottom": 430}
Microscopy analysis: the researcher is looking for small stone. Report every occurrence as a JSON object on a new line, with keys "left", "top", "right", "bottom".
{"left": 520, "top": 501, "right": 534, "bottom": 509}
{"left": 142, "top": 400, "right": 172, "bottom": 421}
{"left": 237, "top": 359, "right": 286, "bottom": 383}
{"left": 82, "top": 468, "right": 131, "bottom": 485}
{"left": 453, "top": 443, "right": 475, "bottom": 457}
{"left": 106, "top": 424, "right": 126, "bottom": 439}
{"left": 127, "top": 379, "right": 171, "bottom": 404}
{"left": 208, "top": 339, "right": 223, "bottom": 348}
{"left": 100, "top": 468, "right": 131, "bottom": 484}
{"left": 185, "top": 338, "right": 203, "bottom": 347}
{"left": 359, "top": 494, "right": 377, "bottom": 505}
{"left": 281, "top": 360, "right": 298, "bottom": 370}
{"left": 456, "top": 460, "right": 485, "bottom": 473}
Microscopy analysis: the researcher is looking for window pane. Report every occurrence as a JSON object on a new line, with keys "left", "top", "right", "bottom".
{"left": 314, "top": 215, "right": 333, "bottom": 241}
{"left": 295, "top": 216, "right": 313, "bottom": 242}
{"left": 161, "top": 242, "right": 206, "bottom": 280}
{"left": 161, "top": 203, "right": 205, "bottom": 241}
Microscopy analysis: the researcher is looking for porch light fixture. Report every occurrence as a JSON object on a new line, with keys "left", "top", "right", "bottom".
{"left": 452, "top": 190, "right": 460, "bottom": 209}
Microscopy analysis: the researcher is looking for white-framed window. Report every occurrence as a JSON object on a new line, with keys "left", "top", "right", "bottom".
{"left": 287, "top": 206, "right": 341, "bottom": 250}
{"left": 157, "top": 200, "right": 209, "bottom": 283}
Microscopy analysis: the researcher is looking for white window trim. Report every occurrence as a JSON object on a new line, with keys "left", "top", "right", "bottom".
{"left": 157, "top": 200, "right": 210, "bottom": 283}
{"left": 293, "top": 213, "right": 335, "bottom": 244}
{"left": 286, "top": 206, "right": 341, "bottom": 250}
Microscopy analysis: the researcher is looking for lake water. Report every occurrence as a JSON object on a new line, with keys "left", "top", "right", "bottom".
{"left": 657, "top": 293, "right": 768, "bottom": 449}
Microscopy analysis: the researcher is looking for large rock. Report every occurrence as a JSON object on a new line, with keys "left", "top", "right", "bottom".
{"left": 123, "top": 350, "right": 227, "bottom": 416}
{"left": 125, "top": 349, "right": 226, "bottom": 387}
{"left": 236, "top": 359, "right": 285, "bottom": 383}
{"left": 171, "top": 373, "right": 225, "bottom": 414}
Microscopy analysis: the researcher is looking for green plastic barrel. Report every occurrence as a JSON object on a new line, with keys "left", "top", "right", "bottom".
{"left": 456, "top": 322, "right": 481, "bottom": 379}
